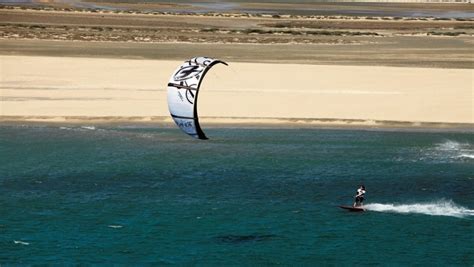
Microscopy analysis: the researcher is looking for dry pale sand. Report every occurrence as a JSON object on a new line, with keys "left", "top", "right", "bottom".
{"left": 0, "top": 55, "right": 472, "bottom": 126}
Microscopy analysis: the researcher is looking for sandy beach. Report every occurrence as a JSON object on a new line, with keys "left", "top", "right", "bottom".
{"left": 1, "top": 55, "right": 472, "bottom": 127}
{"left": 0, "top": 6, "right": 473, "bottom": 128}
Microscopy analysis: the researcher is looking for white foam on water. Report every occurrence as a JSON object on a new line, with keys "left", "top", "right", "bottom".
{"left": 81, "top": 126, "right": 96, "bottom": 130}
{"left": 435, "top": 140, "right": 468, "bottom": 151}
{"left": 14, "top": 240, "right": 30, "bottom": 246}
{"left": 458, "top": 153, "right": 474, "bottom": 159}
{"left": 364, "top": 200, "right": 474, "bottom": 218}
{"left": 420, "top": 140, "right": 474, "bottom": 162}
{"left": 108, "top": 225, "right": 123, "bottom": 229}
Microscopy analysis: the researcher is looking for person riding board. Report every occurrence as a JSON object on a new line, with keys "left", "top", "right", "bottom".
{"left": 353, "top": 185, "right": 366, "bottom": 207}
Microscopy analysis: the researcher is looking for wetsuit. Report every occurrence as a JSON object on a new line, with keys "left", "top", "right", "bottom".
{"left": 355, "top": 188, "right": 366, "bottom": 206}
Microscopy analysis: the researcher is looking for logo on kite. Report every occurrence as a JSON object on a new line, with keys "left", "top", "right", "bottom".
{"left": 174, "top": 65, "right": 203, "bottom": 81}
{"left": 185, "top": 89, "right": 195, "bottom": 104}
{"left": 175, "top": 80, "right": 197, "bottom": 104}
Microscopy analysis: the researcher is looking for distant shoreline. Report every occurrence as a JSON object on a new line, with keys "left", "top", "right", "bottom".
{"left": 1, "top": 116, "right": 473, "bottom": 132}
{"left": 0, "top": 2, "right": 472, "bottom": 19}
{"left": 1, "top": 7, "right": 472, "bottom": 69}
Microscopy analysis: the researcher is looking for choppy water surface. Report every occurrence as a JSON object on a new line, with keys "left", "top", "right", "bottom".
{"left": 1, "top": 125, "right": 473, "bottom": 264}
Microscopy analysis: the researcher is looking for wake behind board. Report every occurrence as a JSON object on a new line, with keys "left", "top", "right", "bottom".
{"left": 339, "top": 205, "right": 365, "bottom": 212}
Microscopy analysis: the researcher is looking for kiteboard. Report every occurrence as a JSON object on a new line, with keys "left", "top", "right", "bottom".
{"left": 339, "top": 205, "right": 365, "bottom": 212}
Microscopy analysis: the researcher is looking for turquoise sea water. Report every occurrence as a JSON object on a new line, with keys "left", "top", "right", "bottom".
{"left": 1, "top": 124, "right": 473, "bottom": 265}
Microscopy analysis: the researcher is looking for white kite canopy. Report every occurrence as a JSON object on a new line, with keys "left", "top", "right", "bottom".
{"left": 167, "top": 57, "right": 228, "bottom": 140}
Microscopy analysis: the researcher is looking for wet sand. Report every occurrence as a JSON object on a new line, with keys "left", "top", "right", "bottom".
{"left": 1, "top": 38, "right": 473, "bottom": 69}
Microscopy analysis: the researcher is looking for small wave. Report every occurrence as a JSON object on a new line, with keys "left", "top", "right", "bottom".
{"left": 81, "top": 126, "right": 96, "bottom": 130}
{"left": 420, "top": 140, "right": 474, "bottom": 163}
{"left": 458, "top": 153, "right": 474, "bottom": 159}
{"left": 364, "top": 200, "right": 474, "bottom": 218}
{"left": 14, "top": 240, "right": 30, "bottom": 245}
{"left": 108, "top": 225, "right": 123, "bottom": 229}
{"left": 435, "top": 140, "right": 468, "bottom": 151}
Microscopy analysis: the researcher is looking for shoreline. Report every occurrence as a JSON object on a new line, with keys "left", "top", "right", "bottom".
{"left": 1, "top": 2, "right": 472, "bottom": 19}
{"left": 1, "top": 116, "right": 473, "bottom": 132}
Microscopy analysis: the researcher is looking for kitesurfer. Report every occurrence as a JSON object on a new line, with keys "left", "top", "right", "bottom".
{"left": 353, "top": 185, "right": 366, "bottom": 207}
